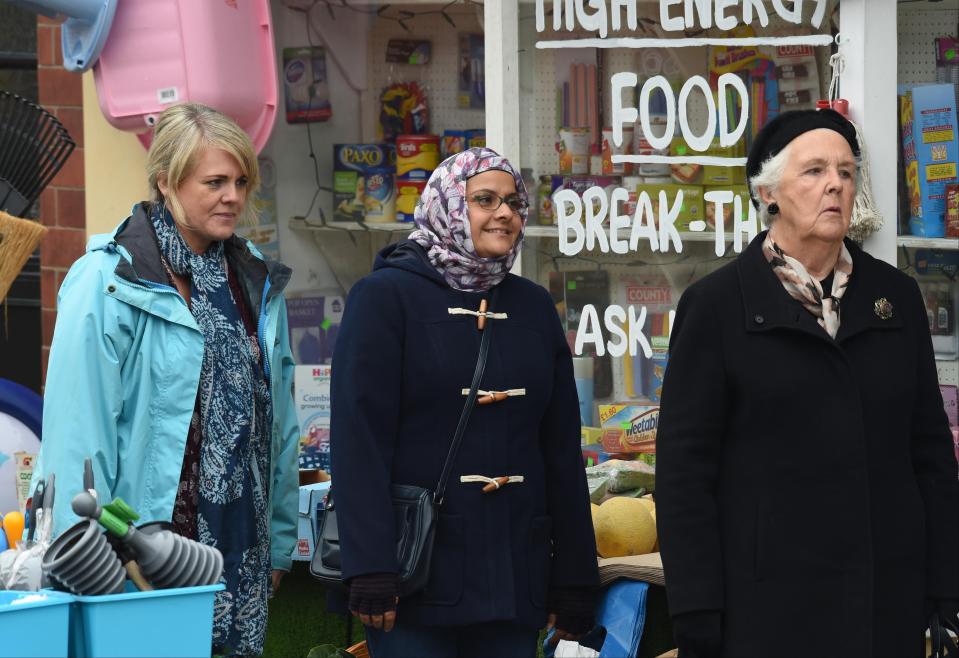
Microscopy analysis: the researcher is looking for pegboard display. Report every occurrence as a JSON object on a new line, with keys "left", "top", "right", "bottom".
{"left": 362, "top": 6, "right": 486, "bottom": 142}
{"left": 516, "top": 3, "right": 838, "bottom": 181}
{"left": 898, "top": 5, "right": 959, "bottom": 86}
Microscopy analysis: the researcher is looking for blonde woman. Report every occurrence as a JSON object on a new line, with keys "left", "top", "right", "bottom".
{"left": 34, "top": 103, "right": 299, "bottom": 656}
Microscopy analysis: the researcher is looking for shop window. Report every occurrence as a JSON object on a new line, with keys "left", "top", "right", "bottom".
{"left": 283, "top": 1, "right": 488, "bottom": 293}
{"left": 895, "top": 2, "right": 959, "bottom": 390}
{"left": 515, "top": 1, "right": 840, "bottom": 436}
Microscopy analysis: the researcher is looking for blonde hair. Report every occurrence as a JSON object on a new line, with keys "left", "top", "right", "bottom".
{"left": 146, "top": 103, "right": 260, "bottom": 227}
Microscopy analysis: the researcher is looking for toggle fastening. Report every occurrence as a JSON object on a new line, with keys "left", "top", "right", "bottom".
{"left": 460, "top": 474, "right": 525, "bottom": 493}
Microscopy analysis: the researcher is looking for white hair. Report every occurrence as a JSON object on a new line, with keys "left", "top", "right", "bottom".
{"left": 748, "top": 145, "right": 792, "bottom": 227}
{"left": 748, "top": 141, "right": 863, "bottom": 227}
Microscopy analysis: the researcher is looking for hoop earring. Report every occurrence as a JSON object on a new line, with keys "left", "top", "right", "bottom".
{"left": 767, "top": 202, "right": 780, "bottom": 215}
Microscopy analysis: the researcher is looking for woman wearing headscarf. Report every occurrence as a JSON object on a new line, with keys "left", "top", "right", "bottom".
{"left": 330, "top": 147, "right": 600, "bottom": 657}
{"left": 34, "top": 103, "right": 299, "bottom": 656}
{"left": 655, "top": 109, "right": 959, "bottom": 658}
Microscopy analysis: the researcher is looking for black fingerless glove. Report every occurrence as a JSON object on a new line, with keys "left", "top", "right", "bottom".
{"left": 348, "top": 572, "right": 398, "bottom": 617}
{"left": 548, "top": 587, "right": 598, "bottom": 635}
{"left": 672, "top": 610, "right": 722, "bottom": 658}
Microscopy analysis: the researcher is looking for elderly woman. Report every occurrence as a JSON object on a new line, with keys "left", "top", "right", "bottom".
{"left": 34, "top": 103, "right": 299, "bottom": 656}
{"left": 330, "top": 147, "right": 599, "bottom": 657}
{"left": 656, "top": 109, "right": 959, "bottom": 658}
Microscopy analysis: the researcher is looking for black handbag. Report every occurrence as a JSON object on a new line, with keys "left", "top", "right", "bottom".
{"left": 929, "top": 608, "right": 959, "bottom": 658}
{"left": 310, "top": 289, "right": 498, "bottom": 596}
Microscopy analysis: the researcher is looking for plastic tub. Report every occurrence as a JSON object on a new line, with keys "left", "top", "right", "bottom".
{"left": 72, "top": 581, "right": 224, "bottom": 658}
{"left": 0, "top": 590, "right": 74, "bottom": 658}
{"left": 91, "top": 0, "right": 277, "bottom": 153}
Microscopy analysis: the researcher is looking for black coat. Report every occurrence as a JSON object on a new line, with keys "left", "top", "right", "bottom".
{"left": 656, "top": 232, "right": 959, "bottom": 657}
{"left": 330, "top": 240, "right": 599, "bottom": 629}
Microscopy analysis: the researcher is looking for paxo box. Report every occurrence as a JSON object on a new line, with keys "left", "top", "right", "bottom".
{"left": 333, "top": 144, "right": 396, "bottom": 221}
{"left": 898, "top": 84, "right": 959, "bottom": 237}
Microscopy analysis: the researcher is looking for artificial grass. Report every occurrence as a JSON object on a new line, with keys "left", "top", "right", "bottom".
{"left": 263, "top": 562, "right": 674, "bottom": 658}
{"left": 264, "top": 562, "right": 363, "bottom": 657}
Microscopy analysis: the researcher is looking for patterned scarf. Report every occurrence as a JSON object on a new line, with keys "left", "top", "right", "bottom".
{"left": 409, "top": 147, "right": 528, "bottom": 292}
{"left": 150, "top": 203, "right": 272, "bottom": 655}
{"left": 763, "top": 234, "right": 853, "bottom": 338}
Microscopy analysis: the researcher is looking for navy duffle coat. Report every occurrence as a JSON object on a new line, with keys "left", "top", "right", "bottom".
{"left": 330, "top": 240, "right": 599, "bottom": 629}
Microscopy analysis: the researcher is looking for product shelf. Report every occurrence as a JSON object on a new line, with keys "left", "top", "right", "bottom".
{"left": 897, "top": 236, "right": 959, "bottom": 251}
{"left": 289, "top": 218, "right": 414, "bottom": 234}
{"left": 524, "top": 225, "right": 747, "bottom": 243}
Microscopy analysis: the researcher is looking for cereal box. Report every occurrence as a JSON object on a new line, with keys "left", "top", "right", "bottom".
{"left": 599, "top": 404, "right": 659, "bottom": 455}
{"left": 704, "top": 185, "right": 751, "bottom": 230}
{"left": 898, "top": 84, "right": 959, "bottom": 237}
{"left": 634, "top": 183, "right": 704, "bottom": 231}
{"left": 946, "top": 184, "right": 959, "bottom": 238}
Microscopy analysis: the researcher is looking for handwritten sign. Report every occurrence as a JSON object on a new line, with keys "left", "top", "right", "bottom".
{"left": 533, "top": 0, "right": 829, "bottom": 354}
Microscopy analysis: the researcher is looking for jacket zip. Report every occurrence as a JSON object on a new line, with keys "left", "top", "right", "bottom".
{"left": 258, "top": 278, "right": 273, "bottom": 384}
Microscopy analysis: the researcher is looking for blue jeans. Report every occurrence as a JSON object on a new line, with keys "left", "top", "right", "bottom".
{"left": 365, "top": 620, "right": 539, "bottom": 658}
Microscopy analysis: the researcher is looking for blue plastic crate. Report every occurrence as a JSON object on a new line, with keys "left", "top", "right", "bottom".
{"left": 72, "top": 582, "right": 224, "bottom": 658}
{"left": 0, "top": 590, "right": 74, "bottom": 657}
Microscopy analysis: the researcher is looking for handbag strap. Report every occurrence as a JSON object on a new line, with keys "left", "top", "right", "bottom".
{"left": 433, "top": 287, "right": 499, "bottom": 507}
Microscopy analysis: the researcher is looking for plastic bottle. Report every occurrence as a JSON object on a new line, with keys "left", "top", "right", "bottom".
{"left": 937, "top": 283, "right": 954, "bottom": 336}
{"left": 926, "top": 284, "right": 939, "bottom": 335}
{"left": 538, "top": 175, "right": 555, "bottom": 225}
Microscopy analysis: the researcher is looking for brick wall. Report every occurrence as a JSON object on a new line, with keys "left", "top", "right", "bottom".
{"left": 37, "top": 15, "right": 85, "bottom": 384}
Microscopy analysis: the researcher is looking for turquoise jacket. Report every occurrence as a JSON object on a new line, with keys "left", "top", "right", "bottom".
{"left": 33, "top": 204, "right": 299, "bottom": 571}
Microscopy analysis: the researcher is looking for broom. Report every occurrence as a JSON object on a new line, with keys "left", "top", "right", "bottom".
{"left": 0, "top": 210, "right": 46, "bottom": 303}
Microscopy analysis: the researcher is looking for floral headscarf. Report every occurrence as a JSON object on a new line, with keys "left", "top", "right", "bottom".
{"left": 409, "top": 147, "right": 528, "bottom": 292}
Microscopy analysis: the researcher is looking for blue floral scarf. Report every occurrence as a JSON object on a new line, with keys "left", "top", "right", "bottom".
{"left": 150, "top": 203, "right": 273, "bottom": 656}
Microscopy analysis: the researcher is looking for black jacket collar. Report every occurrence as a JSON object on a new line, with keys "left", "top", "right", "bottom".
{"left": 113, "top": 202, "right": 292, "bottom": 306}
{"left": 736, "top": 230, "right": 903, "bottom": 346}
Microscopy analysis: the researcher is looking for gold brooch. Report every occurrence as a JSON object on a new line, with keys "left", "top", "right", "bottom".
{"left": 874, "top": 297, "right": 893, "bottom": 320}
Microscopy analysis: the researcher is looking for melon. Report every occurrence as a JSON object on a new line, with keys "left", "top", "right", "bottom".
{"left": 593, "top": 496, "right": 657, "bottom": 558}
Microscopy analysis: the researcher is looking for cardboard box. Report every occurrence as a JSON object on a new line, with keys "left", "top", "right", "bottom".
{"left": 704, "top": 185, "right": 751, "bottom": 230}
{"left": 670, "top": 137, "right": 745, "bottom": 186}
{"left": 287, "top": 295, "right": 342, "bottom": 367}
{"left": 634, "top": 183, "right": 705, "bottom": 231}
{"left": 946, "top": 184, "right": 959, "bottom": 238}
{"left": 581, "top": 426, "right": 604, "bottom": 446}
{"left": 294, "top": 481, "right": 331, "bottom": 562}
{"left": 333, "top": 144, "right": 396, "bottom": 222}
{"left": 942, "top": 384, "right": 958, "bottom": 428}
{"left": 599, "top": 404, "right": 659, "bottom": 455}
{"left": 898, "top": 84, "right": 959, "bottom": 237}
{"left": 294, "top": 365, "right": 332, "bottom": 472}
{"left": 581, "top": 443, "right": 635, "bottom": 467}
{"left": 283, "top": 47, "right": 332, "bottom": 124}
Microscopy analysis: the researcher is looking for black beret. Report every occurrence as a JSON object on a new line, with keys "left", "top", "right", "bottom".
{"left": 746, "top": 109, "right": 860, "bottom": 206}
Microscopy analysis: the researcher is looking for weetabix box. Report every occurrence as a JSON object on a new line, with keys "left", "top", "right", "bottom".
{"left": 599, "top": 403, "right": 659, "bottom": 457}
{"left": 898, "top": 84, "right": 959, "bottom": 237}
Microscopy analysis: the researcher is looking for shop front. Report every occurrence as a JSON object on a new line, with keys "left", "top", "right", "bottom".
{"left": 2, "top": 1, "right": 957, "bottom": 656}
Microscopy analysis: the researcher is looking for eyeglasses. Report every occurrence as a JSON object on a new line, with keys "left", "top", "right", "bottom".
{"left": 467, "top": 190, "right": 529, "bottom": 213}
